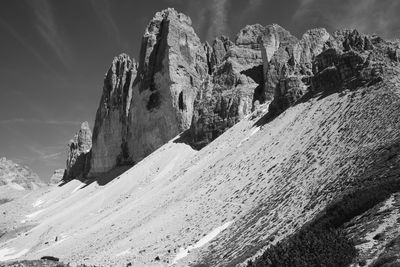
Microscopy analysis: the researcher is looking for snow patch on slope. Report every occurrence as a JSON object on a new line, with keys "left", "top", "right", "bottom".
{"left": 25, "top": 209, "right": 45, "bottom": 219}
{"left": 0, "top": 247, "right": 29, "bottom": 261}
{"left": 172, "top": 221, "right": 234, "bottom": 264}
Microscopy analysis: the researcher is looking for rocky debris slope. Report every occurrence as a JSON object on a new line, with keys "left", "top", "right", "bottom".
{"left": 64, "top": 122, "right": 92, "bottom": 181}
{"left": 0, "top": 158, "right": 43, "bottom": 190}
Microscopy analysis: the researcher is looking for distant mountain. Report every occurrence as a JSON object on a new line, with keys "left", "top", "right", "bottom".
{"left": 0, "top": 157, "right": 43, "bottom": 190}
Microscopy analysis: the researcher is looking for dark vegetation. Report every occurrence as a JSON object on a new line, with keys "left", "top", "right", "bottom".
{"left": 247, "top": 228, "right": 355, "bottom": 267}
{"left": 247, "top": 141, "right": 400, "bottom": 267}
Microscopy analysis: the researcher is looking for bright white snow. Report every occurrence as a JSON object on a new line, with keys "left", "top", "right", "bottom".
{"left": 25, "top": 209, "right": 45, "bottom": 219}
{"left": 32, "top": 199, "right": 44, "bottom": 207}
{"left": 172, "top": 221, "right": 234, "bottom": 264}
{"left": 0, "top": 247, "right": 29, "bottom": 261}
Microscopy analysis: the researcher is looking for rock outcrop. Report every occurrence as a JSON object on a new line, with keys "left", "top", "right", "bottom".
{"left": 264, "top": 28, "right": 400, "bottom": 116}
{"left": 65, "top": 122, "right": 92, "bottom": 180}
{"left": 88, "top": 8, "right": 400, "bottom": 175}
{"left": 0, "top": 157, "right": 43, "bottom": 190}
{"left": 49, "top": 169, "right": 65, "bottom": 184}
{"left": 188, "top": 24, "right": 304, "bottom": 148}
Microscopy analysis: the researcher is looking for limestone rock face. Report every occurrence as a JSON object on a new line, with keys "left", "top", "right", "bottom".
{"left": 264, "top": 28, "right": 400, "bottom": 115}
{"left": 49, "top": 169, "right": 65, "bottom": 184}
{"left": 90, "top": 54, "right": 137, "bottom": 174}
{"left": 89, "top": 9, "right": 400, "bottom": 175}
{"left": 188, "top": 25, "right": 269, "bottom": 149}
{"left": 122, "top": 9, "right": 208, "bottom": 166}
{"left": 312, "top": 30, "right": 399, "bottom": 93}
{"left": 89, "top": 8, "right": 208, "bottom": 174}
{"left": 126, "top": 8, "right": 209, "bottom": 162}
{"left": 0, "top": 157, "right": 43, "bottom": 189}
{"left": 260, "top": 27, "right": 329, "bottom": 114}
{"left": 65, "top": 122, "right": 92, "bottom": 180}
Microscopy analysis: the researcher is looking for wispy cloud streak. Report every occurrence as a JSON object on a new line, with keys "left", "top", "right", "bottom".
{"left": 206, "top": 0, "right": 230, "bottom": 40}
{"left": 0, "top": 17, "right": 59, "bottom": 76}
{"left": 90, "top": 0, "right": 127, "bottom": 51}
{"left": 27, "top": 0, "right": 72, "bottom": 67}
{"left": 28, "top": 145, "right": 64, "bottom": 160}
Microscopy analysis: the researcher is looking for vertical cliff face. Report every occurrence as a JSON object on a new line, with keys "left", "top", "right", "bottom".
{"left": 90, "top": 54, "right": 137, "bottom": 175}
{"left": 126, "top": 8, "right": 208, "bottom": 162}
{"left": 188, "top": 24, "right": 282, "bottom": 149}
{"left": 261, "top": 27, "right": 331, "bottom": 114}
{"left": 65, "top": 121, "right": 92, "bottom": 180}
{"left": 89, "top": 9, "right": 208, "bottom": 175}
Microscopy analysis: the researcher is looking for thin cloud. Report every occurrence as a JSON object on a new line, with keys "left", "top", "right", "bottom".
{"left": 206, "top": 0, "right": 230, "bottom": 40}
{"left": 239, "top": 0, "right": 263, "bottom": 22}
{"left": 90, "top": 0, "right": 127, "bottom": 51}
{"left": 28, "top": 145, "right": 64, "bottom": 160}
{"left": 27, "top": 0, "right": 72, "bottom": 67}
{"left": 0, "top": 17, "right": 59, "bottom": 76}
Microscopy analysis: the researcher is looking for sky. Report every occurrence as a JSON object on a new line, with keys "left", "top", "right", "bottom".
{"left": 0, "top": 0, "right": 399, "bottom": 180}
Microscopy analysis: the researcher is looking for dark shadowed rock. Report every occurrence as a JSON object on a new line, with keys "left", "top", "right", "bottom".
{"left": 65, "top": 122, "right": 92, "bottom": 180}
{"left": 188, "top": 24, "right": 269, "bottom": 149}
{"left": 49, "top": 169, "right": 65, "bottom": 185}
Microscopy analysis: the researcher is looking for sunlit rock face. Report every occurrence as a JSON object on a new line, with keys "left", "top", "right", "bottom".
{"left": 65, "top": 121, "right": 92, "bottom": 179}
{"left": 90, "top": 54, "right": 137, "bottom": 175}
{"left": 125, "top": 8, "right": 209, "bottom": 163}
{"left": 89, "top": 9, "right": 208, "bottom": 174}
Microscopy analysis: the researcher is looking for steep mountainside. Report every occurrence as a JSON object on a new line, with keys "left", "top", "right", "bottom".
{"left": 1, "top": 8, "right": 400, "bottom": 267}
{"left": 0, "top": 158, "right": 43, "bottom": 190}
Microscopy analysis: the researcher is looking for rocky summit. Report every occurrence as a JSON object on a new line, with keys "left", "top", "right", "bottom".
{"left": 1, "top": 7, "right": 400, "bottom": 267}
